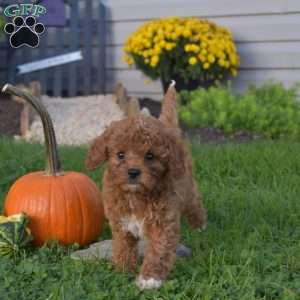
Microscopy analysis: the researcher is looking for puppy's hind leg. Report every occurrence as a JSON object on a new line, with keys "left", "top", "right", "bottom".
{"left": 184, "top": 180, "right": 207, "bottom": 230}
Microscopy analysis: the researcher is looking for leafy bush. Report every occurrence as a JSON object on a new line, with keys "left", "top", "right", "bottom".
{"left": 179, "top": 81, "right": 300, "bottom": 139}
{"left": 123, "top": 17, "right": 239, "bottom": 85}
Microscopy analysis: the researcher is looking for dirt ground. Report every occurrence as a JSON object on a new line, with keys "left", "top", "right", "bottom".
{"left": 0, "top": 94, "right": 22, "bottom": 136}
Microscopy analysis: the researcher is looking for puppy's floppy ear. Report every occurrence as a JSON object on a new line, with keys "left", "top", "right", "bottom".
{"left": 159, "top": 81, "right": 179, "bottom": 129}
{"left": 85, "top": 127, "right": 113, "bottom": 170}
{"left": 166, "top": 133, "right": 186, "bottom": 179}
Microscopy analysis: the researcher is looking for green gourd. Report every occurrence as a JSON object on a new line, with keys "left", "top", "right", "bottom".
{"left": 0, "top": 213, "right": 32, "bottom": 257}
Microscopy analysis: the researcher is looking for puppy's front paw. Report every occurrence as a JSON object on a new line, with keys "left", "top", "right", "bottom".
{"left": 136, "top": 275, "right": 163, "bottom": 290}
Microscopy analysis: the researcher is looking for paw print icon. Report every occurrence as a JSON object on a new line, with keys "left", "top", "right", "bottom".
{"left": 4, "top": 16, "right": 45, "bottom": 48}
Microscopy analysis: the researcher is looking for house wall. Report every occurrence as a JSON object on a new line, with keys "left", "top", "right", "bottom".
{"left": 104, "top": 0, "right": 300, "bottom": 99}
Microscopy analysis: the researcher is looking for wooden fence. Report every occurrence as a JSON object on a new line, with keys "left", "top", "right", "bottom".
{"left": 0, "top": 0, "right": 105, "bottom": 97}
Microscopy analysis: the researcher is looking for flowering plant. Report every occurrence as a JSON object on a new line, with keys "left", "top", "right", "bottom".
{"left": 123, "top": 17, "right": 240, "bottom": 90}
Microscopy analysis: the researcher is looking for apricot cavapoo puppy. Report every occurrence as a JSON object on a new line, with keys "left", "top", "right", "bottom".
{"left": 86, "top": 82, "right": 206, "bottom": 290}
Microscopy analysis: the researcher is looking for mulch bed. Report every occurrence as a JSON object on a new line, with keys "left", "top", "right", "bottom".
{"left": 0, "top": 93, "right": 21, "bottom": 136}
{"left": 183, "top": 126, "right": 262, "bottom": 144}
{"left": 140, "top": 97, "right": 261, "bottom": 144}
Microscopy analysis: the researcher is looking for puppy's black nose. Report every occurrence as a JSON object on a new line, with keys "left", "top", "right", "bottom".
{"left": 128, "top": 168, "right": 141, "bottom": 179}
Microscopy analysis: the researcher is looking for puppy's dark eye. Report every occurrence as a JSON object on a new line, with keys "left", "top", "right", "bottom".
{"left": 117, "top": 152, "right": 125, "bottom": 160}
{"left": 145, "top": 152, "right": 154, "bottom": 161}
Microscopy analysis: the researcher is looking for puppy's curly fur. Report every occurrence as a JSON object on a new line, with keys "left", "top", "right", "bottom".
{"left": 86, "top": 84, "right": 206, "bottom": 289}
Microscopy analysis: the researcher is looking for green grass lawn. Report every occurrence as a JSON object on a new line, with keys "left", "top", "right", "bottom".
{"left": 0, "top": 137, "right": 299, "bottom": 300}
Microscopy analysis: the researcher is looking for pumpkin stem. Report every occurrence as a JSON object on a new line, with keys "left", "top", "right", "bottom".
{"left": 2, "top": 84, "right": 61, "bottom": 175}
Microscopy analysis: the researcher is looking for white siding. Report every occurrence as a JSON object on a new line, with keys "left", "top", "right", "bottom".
{"left": 103, "top": 0, "right": 300, "bottom": 99}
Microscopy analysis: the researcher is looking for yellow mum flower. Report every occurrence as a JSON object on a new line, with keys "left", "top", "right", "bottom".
{"left": 150, "top": 55, "right": 159, "bottom": 67}
{"left": 183, "top": 29, "right": 191, "bottom": 38}
{"left": 200, "top": 49, "right": 208, "bottom": 56}
{"left": 218, "top": 59, "right": 226, "bottom": 67}
{"left": 217, "top": 51, "right": 226, "bottom": 59}
{"left": 184, "top": 44, "right": 192, "bottom": 52}
{"left": 200, "top": 41, "right": 208, "bottom": 48}
{"left": 208, "top": 54, "right": 216, "bottom": 63}
{"left": 198, "top": 54, "right": 207, "bottom": 62}
{"left": 165, "top": 24, "right": 173, "bottom": 32}
{"left": 159, "top": 40, "right": 166, "bottom": 48}
{"left": 153, "top": 45, "right": 161, "bottom": 55}
{"left": 203, "top": 62, "right": 210, "bottom": 69}
{"left": 165, "top": 43, "right": 174, "bottom": 51}
{"left": 153, "top": 36, "right": 160, "bottom": 43}
{"left": 124, "top": 17, "right": 239, "bottom": 78}
{"left": 175, "top": 27, "right": 183, "bottom": 36}
{"left": 170, "top": 32, "right": 179, "bottom": 40}
{"left": 142, "top": 51, "right": 149, "bottom": 58}
{"left": 189, "top": 57, "right": 197, "bottom": 65}
{"left": 191, "top": 45, "right": 200, "bottom": 53}
{"left": 224, "top": 61, "right": 230, "bottom": 68}
{"left": 142, "top": 39, "right": 147, "bottom": 46}
{"left": 191, "top": 35, "right": 200, "bottom": 42}
{"left": 157, "top": 29, "right": 164, "bottom": 39}
{"left": 165, "top": 32, "right": 173, "bottom": 39}
{"left": 229, "top": 55, "right": 237, "bottom": 65}
{"left": 145, "top": 29, "right": 153, "bottom": 39}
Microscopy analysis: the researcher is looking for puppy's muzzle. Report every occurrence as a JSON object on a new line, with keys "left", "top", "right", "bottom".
{"left": 128, "top": 168, "right": 141, "bottom": 181}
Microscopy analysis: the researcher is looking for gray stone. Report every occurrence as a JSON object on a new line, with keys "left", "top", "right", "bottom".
{"left": 30, "top": 94, "right": 125, "bottom": 146}
{"left": 71, "top": 239, "right": 191, "bottom": 261}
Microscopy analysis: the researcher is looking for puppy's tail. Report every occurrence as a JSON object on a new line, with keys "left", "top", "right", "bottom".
{"left": 159, "top": 80, "right": 179, "bottom": 129}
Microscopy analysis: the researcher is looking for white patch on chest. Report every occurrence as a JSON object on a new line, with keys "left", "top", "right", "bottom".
{"left": 120, "top": 216, "right": 144, "bottom": 238}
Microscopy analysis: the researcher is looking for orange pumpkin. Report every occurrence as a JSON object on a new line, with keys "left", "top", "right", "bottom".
{"left": 2, "top": 84, "right": 104, "bottom": 246}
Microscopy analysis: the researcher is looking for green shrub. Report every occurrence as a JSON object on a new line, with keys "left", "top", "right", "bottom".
{"left": 179, "top": 81, "right": 300, "bottom": 139}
